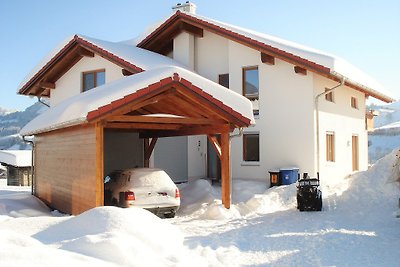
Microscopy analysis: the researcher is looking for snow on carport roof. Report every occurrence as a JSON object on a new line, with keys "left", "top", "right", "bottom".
{"left": 20, "top": 66, "right": 255, "bottom": 136}
{"left": 0, "top": 150, "right": 32, "bottom": 167}
{"left": 18, "top": 34, "right": 186, "bottom": 91}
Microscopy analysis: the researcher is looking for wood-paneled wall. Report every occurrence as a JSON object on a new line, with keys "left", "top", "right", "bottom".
{"left": 34, "top": 124, "right": 103, "bottom": 214}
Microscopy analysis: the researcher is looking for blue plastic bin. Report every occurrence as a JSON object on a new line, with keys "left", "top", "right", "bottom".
{"left": 279, "top": 167, "right": 299, "bottom": 185}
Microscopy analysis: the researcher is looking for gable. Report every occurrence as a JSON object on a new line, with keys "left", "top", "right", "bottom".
{"left": 138, "top": 11, "right": 394, "bottom": 103}
{"left": 18, "top": 35, "right": 184, "bottom": 98}
{"left": 50, "top": 54, "right": 124, "bottom": 106}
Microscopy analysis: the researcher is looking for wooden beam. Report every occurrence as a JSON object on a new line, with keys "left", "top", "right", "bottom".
{"left": 144, "top": 138, "right": 158, "bottom": 162}
{"left": 220, "top": 132, "right": 230, "bottom": 209}
{"left": 39, "top": 81, "right": 56, "bottom": 89}
{"left": 107, "top": 115, "right": 225, "bottom": 125}
{"left": 77, "top": 47, "right": 94, "bottom": 57}
{"left": 104, "top": 122, "right": 182, "bottom": 130}
{"left": 122, "top": 69, "right": 134, "bottom": 76}
{"left": 261, "top": 52, "right": 275, "bottom": 65}
{"left": 139, "top": 124, "right": 231, "bottom": 138}
{"left": 175, "top": 84, "right": 247, "bottom": 127}
{"left": 207, "top": 135, "right": 221, "bottom": 159}
{"left": 89, "top": 88, "right": 177, "bottom": 122}
{"left": 294, "top": 66, "right": 307, "bottom": 75}
{"left": 144, "top": 138, "right": 149, "bottom": 168}
{"left": 180, "top": 22, "right": 204, "bottom": 37}
{"left": 95, "top": 122, "right": 104, "bottom": 207}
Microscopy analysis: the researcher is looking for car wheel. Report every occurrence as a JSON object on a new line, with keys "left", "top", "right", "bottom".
{"left": 164, "top": 212, "right": 176, "bottom": 218}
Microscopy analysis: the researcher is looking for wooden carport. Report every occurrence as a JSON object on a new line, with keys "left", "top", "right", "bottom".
{"left": 89, "top": 72, "right": 251, "bottom": 211}
{"left": 22, "top": 68, "right": 253, "bottom": 215}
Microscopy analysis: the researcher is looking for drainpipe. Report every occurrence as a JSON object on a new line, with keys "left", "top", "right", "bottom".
{"left": 230, "top": 127, "right": 244, "bottom": 139}
{"left": 315, "top": 77, "right": 345, "bottom": 174}
{"left": 22, "top": 136, "right": 35, "bottom": 195}
{"left": 37, "top": 97, "right": 50, "bottom": 108}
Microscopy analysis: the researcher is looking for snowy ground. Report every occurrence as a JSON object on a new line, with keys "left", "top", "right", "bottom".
{"left": 1, "top": 150, "right": 399, "bottom": 266}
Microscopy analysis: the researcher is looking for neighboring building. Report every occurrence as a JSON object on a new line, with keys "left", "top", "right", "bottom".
{"left": 0, "top": 150, "right": 32, "bottom": 186}
{"left": 18, "top": 3, "right": 394, "bottom": 214}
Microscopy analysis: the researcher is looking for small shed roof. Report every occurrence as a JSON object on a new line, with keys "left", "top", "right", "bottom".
{"left": 0, "top": 150, "right": 32, "bottom": 167}
{"left": 20, "top": 66, "right": 254, "bottom": 136}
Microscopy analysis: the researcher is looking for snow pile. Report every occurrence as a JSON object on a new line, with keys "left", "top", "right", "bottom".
{"left": 1, "top": 150, "right": 399, "bottom": 266}
{"left": 177, "top": 178, "right": 297, "bottom": 220}
{"left": 34, "top": 207, "right": 190, "bottom": 266}
{"left": 0, "top": 187, "right": 50, "bottom": 217}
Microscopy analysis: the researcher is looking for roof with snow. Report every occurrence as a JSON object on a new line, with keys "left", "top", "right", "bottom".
{"left": 17, "top": 34, "right": 185, "bottom": 96}
{"left": 20, "top": 66, "right": 254, "bottom": 136}
{"left": 138, "top": 11, "right": 395, "bottom": 103}
{"left": 0, "top": 150, "right": 32, "bottom": 167}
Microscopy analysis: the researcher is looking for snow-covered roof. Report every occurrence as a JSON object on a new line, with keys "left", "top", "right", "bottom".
{"left": 20, "top": 66, "right": 255, "bottom": 136}
{"left": 18, "top": 34, "right": 185, "bottom": 93}
{"left": 0, "top": 150, "right": 32, "bottom": 167}
{"left": 138, "top": 11, "right": 395, "bottom": 103}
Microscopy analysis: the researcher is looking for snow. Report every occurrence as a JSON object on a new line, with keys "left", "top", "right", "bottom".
{"left": 18, "top": 34, "right": 185, "bottom": 91}
{"left": 0, "top": 150, "right": 32, "bottom": 167}
{"left": 368, "top": 100, "right": 400, "bottom": 163}
{"left": 20, "top": 66, "right": 254, "bottom": 136}
{"left": 138, "top": 11, "right": 394, "bottom": 102}
{"left": 1, "top": 149, "right": 399, "bottom": 266}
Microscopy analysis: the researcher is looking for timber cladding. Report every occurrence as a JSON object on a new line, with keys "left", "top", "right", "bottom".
{"left": 34, "top": 124, "right": 102, "bottom": 215}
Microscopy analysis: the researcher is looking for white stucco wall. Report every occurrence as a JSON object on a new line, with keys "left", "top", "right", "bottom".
{"left": 173, "top": 32, "right": 194, "bottom": 70}
{"left": 227, "top": 41, "right": 316, "bottom": 181}
{"left": 315, "top": 76, "right": 368, "bottom": 183}
{"left": 50, "top": 55, "right": 124, "bottom": 106}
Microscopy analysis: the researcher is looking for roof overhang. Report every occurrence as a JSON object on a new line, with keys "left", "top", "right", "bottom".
{"left": 138, "top": 11, "right": 394, "bottom": 103}
{"left": 18, "top": 35, "right": 144, "bottom": 97}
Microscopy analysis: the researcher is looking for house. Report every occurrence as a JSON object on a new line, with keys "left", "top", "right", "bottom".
{"left": 0, "top": 150, "right": 32, "bottom": 186}
{"left": 18, "top": 2, "right": 394, "bottom": 214}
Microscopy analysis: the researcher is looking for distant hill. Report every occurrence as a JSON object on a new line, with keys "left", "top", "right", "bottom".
{"left": 368, "top": 101, "right": 400, "bottom": 163}
{"left": 0, "top": 102, "right": 48, "bottom": 150}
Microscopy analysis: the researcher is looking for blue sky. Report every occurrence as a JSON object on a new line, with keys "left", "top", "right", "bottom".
{"left": 1, "top": 0, "right": 399, "bottom": 111}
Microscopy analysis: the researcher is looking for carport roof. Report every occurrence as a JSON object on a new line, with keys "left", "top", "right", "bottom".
{"left": 20, "top": 66, "right": 255, "bottom": 136}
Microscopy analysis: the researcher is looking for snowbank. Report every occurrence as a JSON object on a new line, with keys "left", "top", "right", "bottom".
{"left": 0, "top": 149, "right": 399, "bottom": 266}
{"left": 34, "top": 207, "right": 189, "bottom": 266}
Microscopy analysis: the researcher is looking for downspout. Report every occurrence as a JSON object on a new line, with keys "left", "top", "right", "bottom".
{"left": 315, "top": 77, "right": 345, "bottom": 174}
{"left": 22, "top": 136, "right": 35, "bottom": 195}
{"left": 37, "top": 97, "right": 50, "bottom": 108}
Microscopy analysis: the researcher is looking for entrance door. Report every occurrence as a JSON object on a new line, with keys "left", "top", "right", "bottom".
{"left": 352, "top": 135, "right": 359, "bottom": 171}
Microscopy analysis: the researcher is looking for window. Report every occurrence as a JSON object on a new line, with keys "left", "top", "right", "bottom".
{"left": 351, "top": 96, "right": 358, "bottom": 109}
{"left": 82, "top": 69, "right": 105, "bottom": 92}
{"left": 325, "top": 88, "right": 334, "bottom": 102}
{"left": 218, "top": 73, "right": 229, "bottom": 88}
{"left": 326, "top": 132, "right": 335, "bottom": 162}
{"left": 243, "top": 133, "right": 259, "bottom": 162}
{"left": 242, "top": 67, "right": 259, "bottom": 100}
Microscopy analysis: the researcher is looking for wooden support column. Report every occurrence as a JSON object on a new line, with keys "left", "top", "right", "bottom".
{"left": 144, "top": 138, "right": 158, "bottom": 168}
{"left": 144, "top": 138, "right": 150, "bottom": 167}
{"left": 220, "top": 132, "right": 231, "bottom": 209}
{"left": 95, "top": 122, "right": 104, "bottom": 206}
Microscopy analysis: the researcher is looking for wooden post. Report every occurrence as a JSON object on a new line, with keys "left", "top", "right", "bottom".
{"left": 144, "top": 138, "right": 158, "bottom": 168}
{"left": 95, "top": 122, "right": 104, "bottom": 206}
{"left": 144, "top": 138, "right": 150, "bottom": 168}
{"left": 220, "top": 132, "right": 230, "bottom": 209}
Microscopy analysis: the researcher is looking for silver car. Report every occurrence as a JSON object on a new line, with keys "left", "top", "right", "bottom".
{"left": 104, "top": 168, "right": 180, "bottom": 218}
